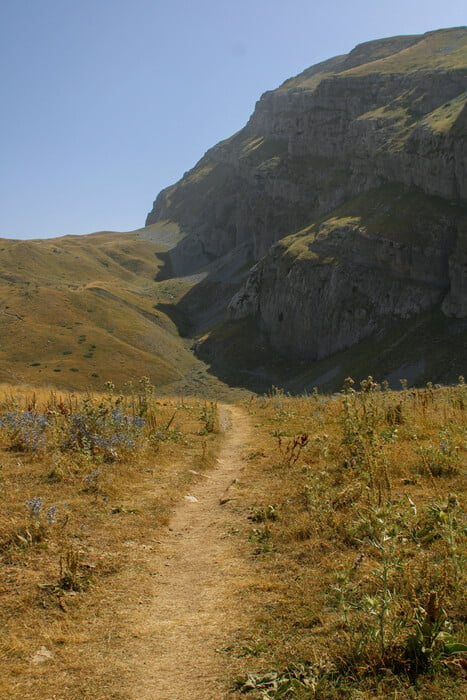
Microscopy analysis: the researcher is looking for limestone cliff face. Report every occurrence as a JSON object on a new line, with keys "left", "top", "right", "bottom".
{"left": 146, "top": 27, "right": 467, "bottom": 361}
{"left": 442, "top": 222, "right": 467, "bottom": 317}
{"left": 228, "top": 187, "right": 462, "bottom": 359}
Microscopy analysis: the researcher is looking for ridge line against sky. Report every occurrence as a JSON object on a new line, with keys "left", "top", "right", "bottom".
{"left": 1, "top": 0, "right": 466, "bottom": 240}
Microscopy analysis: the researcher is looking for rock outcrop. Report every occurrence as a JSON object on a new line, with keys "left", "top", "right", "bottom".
{"left": 146, "top": 27, "right": 467, "bottom": 362}
{"left": 228, "top": 186, "right": 463, "bottom": 359}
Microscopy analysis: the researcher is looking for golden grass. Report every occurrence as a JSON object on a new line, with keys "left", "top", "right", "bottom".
{"left": 0, "top": 230, "right": 212, "bottom": 392}
{"left": 230, "top": 381, "right": 466, "bottom": 698}
{"left": 1, "top": 380, "right": 465, "bottom": 698}
{"left": 0, "top": 383, "right": 221, "bottom": 699}
{"left": 276, "top": 29, "right": 467, "bottom": 96}
{"left": 344, "top": 28, "right": 467, "bottom": 75}
{"left": 422, "top": 93, "right": 467, "bottom": 133}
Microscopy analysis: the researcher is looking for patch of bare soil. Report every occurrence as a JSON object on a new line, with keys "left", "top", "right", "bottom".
{"left": 127, "top": 405, "right": 253, "bottom": 699}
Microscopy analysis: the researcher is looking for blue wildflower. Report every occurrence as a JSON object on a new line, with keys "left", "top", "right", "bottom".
{"left": 46, "top": 505, "right": 58, "bottom": 524}
{"left": 25, "top": 496, "right": 43, "bottom": 516}
{"left": 0, "top": 410, "right": 49, "bottom": 451}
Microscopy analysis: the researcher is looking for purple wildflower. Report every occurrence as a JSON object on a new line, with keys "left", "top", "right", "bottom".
{"left": 1, "top": 411, "right": 49, "bottom": 451}
{"left": 352, "top": 553, "right": 365, "bottom": 569}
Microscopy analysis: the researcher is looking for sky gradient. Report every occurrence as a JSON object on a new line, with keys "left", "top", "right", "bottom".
{"left": 1, "top": 0, "right": 466, "bottom": 239}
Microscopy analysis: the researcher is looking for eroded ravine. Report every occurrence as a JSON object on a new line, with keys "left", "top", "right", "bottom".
{"left": 129, "top": 405, "right": 253, "bottom": 699}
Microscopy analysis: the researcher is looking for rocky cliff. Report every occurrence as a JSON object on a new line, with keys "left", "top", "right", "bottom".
{"left": 146, "top": 27, "right": 467, "bottom": 364}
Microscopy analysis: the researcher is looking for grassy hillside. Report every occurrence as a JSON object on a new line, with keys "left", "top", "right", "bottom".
{"left": 0, "top": 227, "right": 242, "bottom": 398}
{"left": 282, "top": 27, "right": 467, "bottom": 93}
{"left": 345, "top": 27, "right": 467, "bottom": 75}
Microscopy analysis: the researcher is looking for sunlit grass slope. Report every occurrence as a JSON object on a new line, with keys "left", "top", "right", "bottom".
{"left": 281, "top": 27, "right": 467, "bottom": 93}
{"left": 0, "top": 228, "right": 204, "bottom": 391}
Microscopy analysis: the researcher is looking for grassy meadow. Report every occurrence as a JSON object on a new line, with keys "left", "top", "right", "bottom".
{"left": 232, "top": 379, "right": 466, "bottom": 698}
{"left": 0, "top": 376, "right": 465, "bottom": 698}
{"left": 0, "top": 380, "right": 220, "bottom": 698}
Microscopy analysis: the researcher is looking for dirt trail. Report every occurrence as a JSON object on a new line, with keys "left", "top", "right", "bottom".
{"left": 130, "top": 404, "right": 253, "bottom": 699}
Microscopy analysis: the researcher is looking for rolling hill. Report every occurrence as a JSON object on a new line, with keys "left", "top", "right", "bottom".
{"left": 0, "top": 227, "right": 239, "bottom": 396}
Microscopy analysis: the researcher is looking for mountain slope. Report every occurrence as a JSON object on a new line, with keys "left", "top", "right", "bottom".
{"left": 144, "top": 27, "right": 467, "bottom": 386}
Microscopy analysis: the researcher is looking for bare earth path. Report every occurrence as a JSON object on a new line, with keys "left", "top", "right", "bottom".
{"left": 129, "top": 404, "right": 253, "bottom": 699}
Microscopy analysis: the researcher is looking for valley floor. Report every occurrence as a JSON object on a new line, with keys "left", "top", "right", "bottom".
{"left": 1, "top": 383, "right": 465, "bottom": 699}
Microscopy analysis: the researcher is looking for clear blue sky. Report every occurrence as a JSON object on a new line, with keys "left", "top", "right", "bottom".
{"left": 1, "top": 0, "right": 466, "bottom": 239}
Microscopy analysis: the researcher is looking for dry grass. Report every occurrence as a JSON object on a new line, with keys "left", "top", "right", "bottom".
{"left": 0, "top": 232, "right": 198, "bottom": 391}
{"left": 1, "top": 378, "right": 465, "bottom": 698}
{"left": 0, "top": 231, "right": 247, "bottom": 401}
{"left": 344, "top": 27, "right": 467, "bottom": 75}
{"left": 231, "top": 380, "right": 466, "bottom": 698}
{"left": 0, "top": 382, "right": 221, "bottom": 699}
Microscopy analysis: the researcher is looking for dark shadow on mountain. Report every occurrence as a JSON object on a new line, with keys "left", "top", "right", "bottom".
{"left": 156, "top": 302, "right": 195, "bottom": 338}
{"left": 194, "top": 317, "right": 295, "bottom": 394}
{"left": 150, "top": 222, "right": 467, "bottom": 394}
{"left": 198, "top": 310, "right": 467, "bottom": 394}
{"left": 158, "top": 272, "right": 467, "bottom": 393}
{"left": 153, "top": 231, "right": 217, "bottom": 282}
{"left": 154, "top": 250, "right": 175, "bottom": 282}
